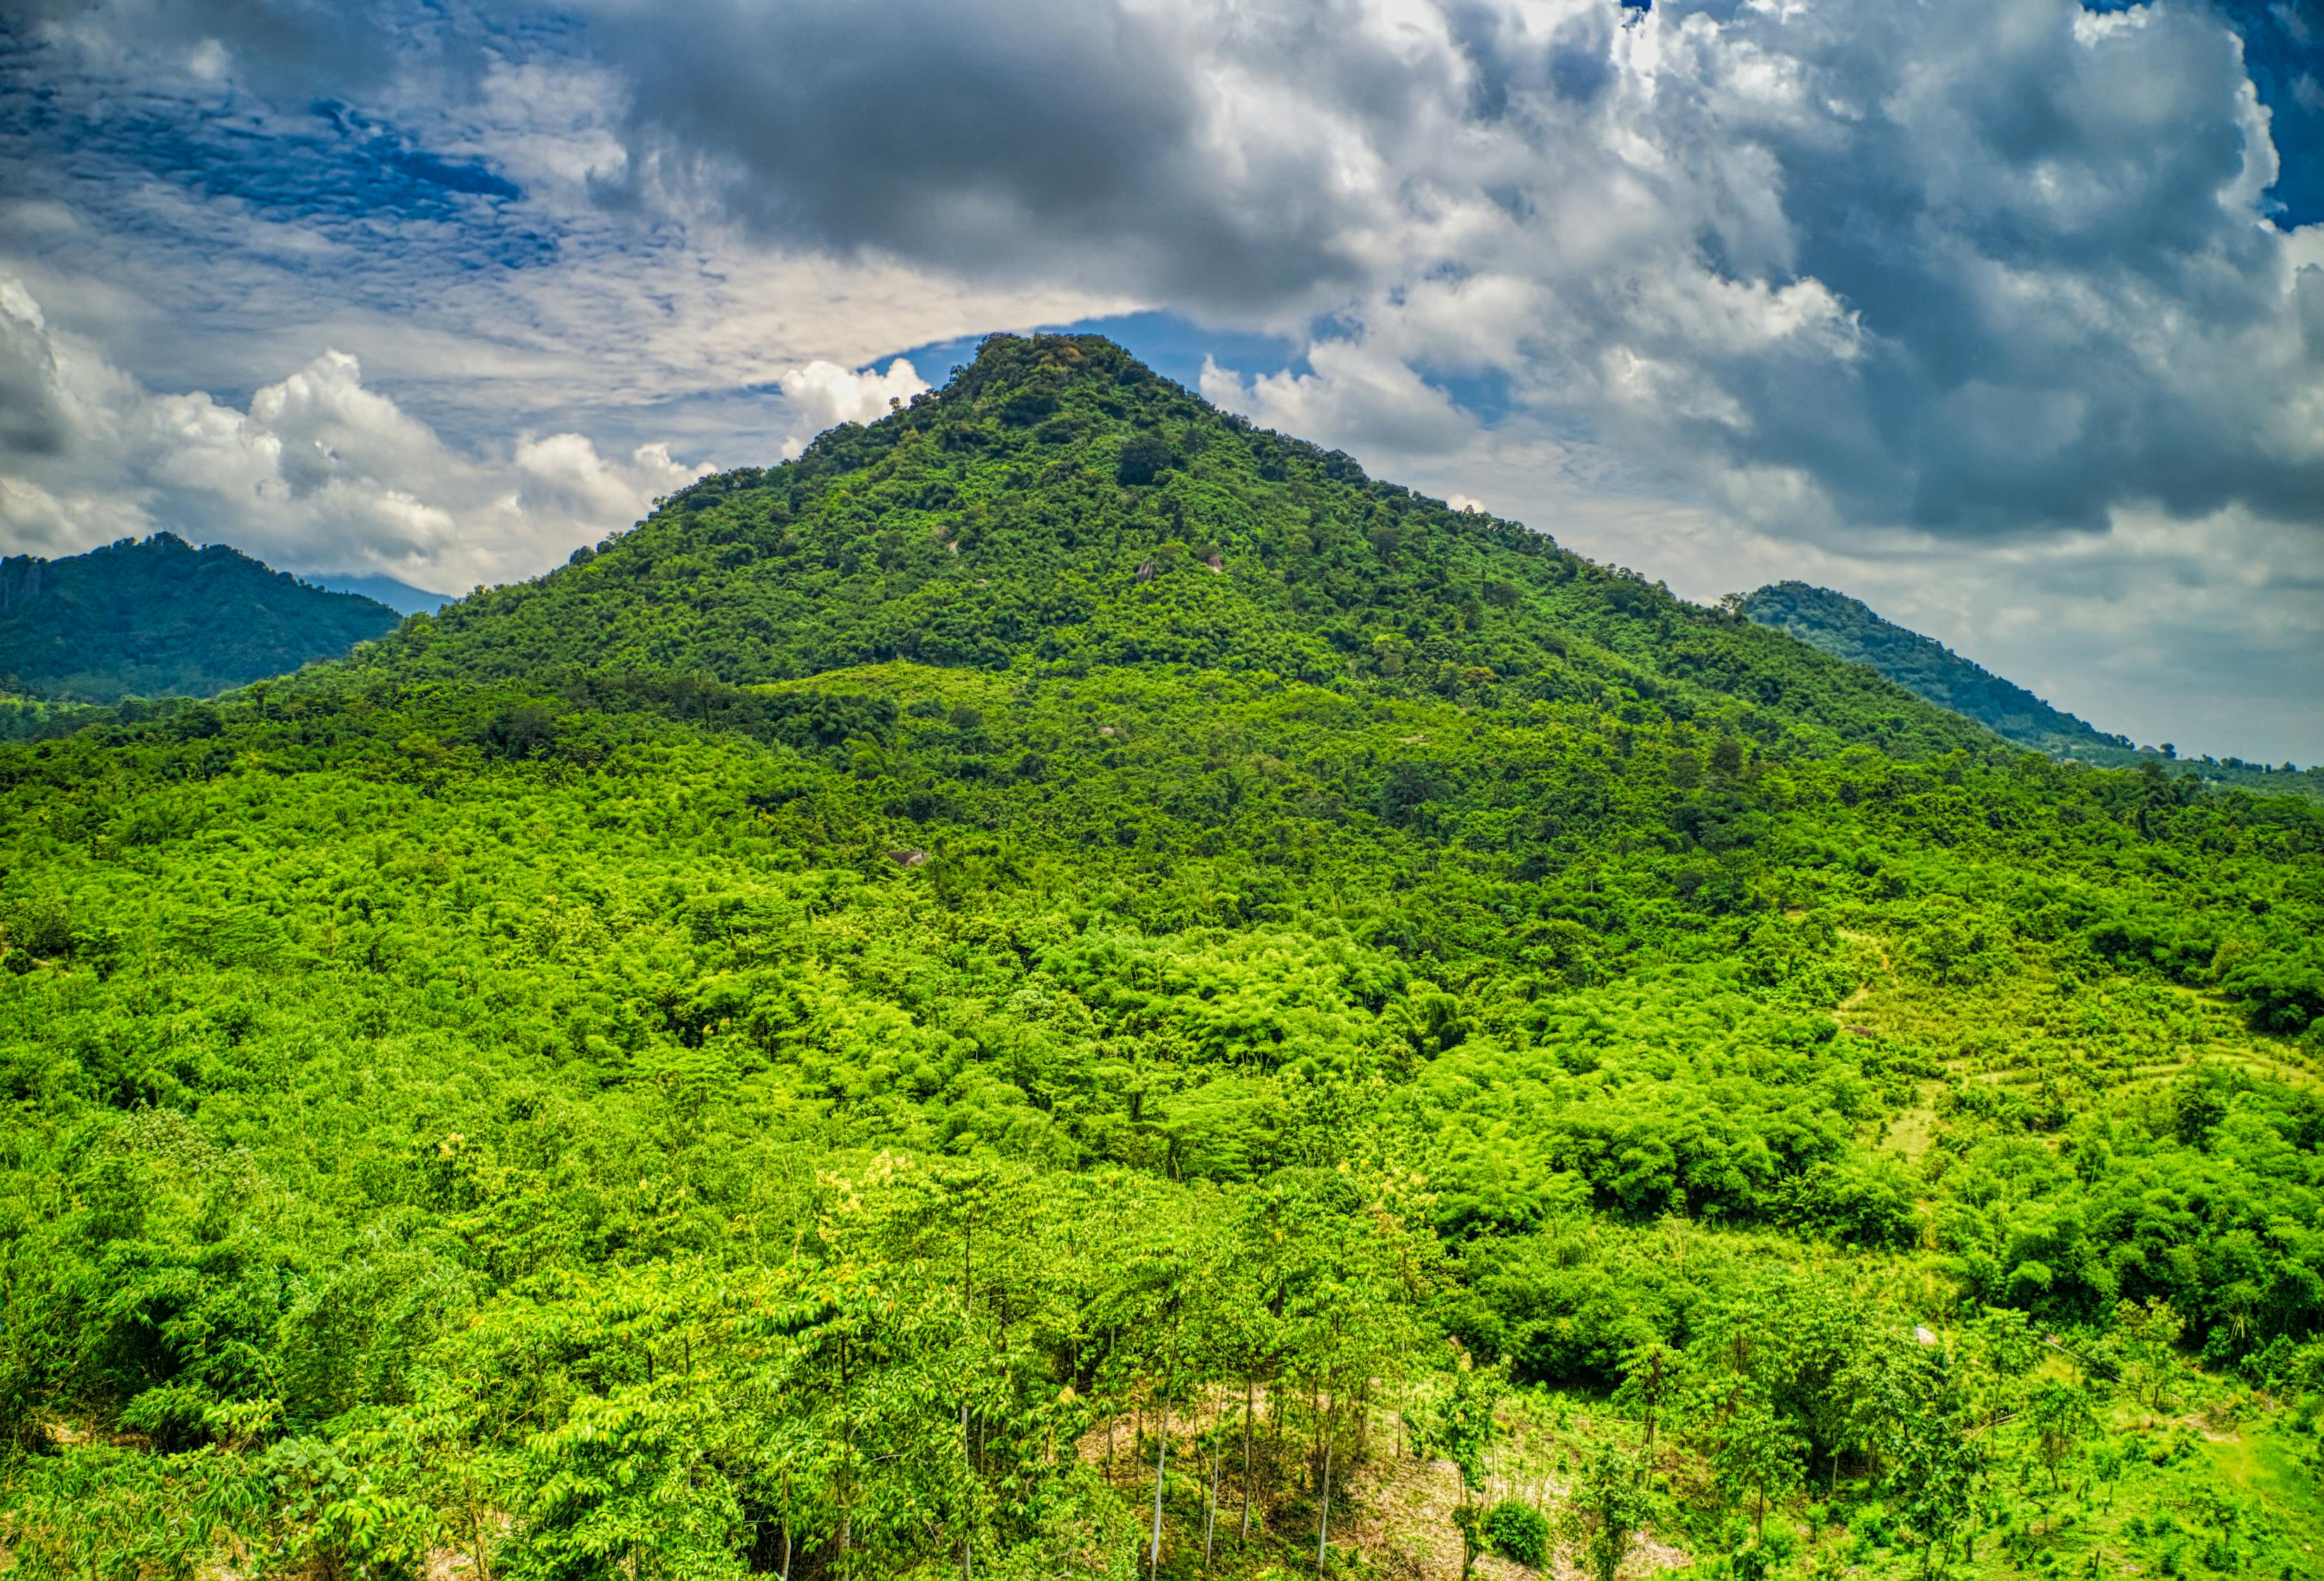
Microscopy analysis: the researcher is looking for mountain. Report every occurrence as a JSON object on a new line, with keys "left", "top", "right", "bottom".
{"left": 4, "top": 335, "right": 2323, "bottom": 1576}
{"left": 1741, "top": 579, "right": 2323, "bottom": 798}
{"left": 1736, "top": 581, "right": 2122, "bottom": 753}
{"left": 0, "top": 532, "right": 402, "bottom": 702}
{"left": 376, "top": 334, "right": 1993, "bottom": 760}
{"left": 301, "top": 571, "right": 455, "bottom": 615}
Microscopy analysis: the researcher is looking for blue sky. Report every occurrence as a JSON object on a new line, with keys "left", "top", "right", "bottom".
{"left": 0, "top": 0, "right": 2318, "bottom": 758}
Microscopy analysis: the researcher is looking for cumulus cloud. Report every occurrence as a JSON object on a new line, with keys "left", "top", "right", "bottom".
{"left": 14, "top": 0, "right": 2318, "bottom": 547}
{"left": 512, "top": 432, "right": 698, "bottom": 528}
{"left": 0, "top": 277, "right": 708, "bottom": 590}
{"left": 1199, "top": 341, "right": 1476, "bottom": 459}
{"left": 775, "top": 358, "right": 929, "bottom": 455}
{"left": 1162, "top": 0, "right": 2321, "bottom": 546}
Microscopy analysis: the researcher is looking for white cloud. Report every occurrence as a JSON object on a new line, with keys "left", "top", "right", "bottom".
{"left": 15, "top": 0, "right": 2319, "bottom": 542}
{"left": 0, "top": 275, "right": 713, "bottom": 590}
{"left": 1199, "top": 341, "right": 1474, "bottom": 459}
{"left": 774, "top": 358, "right": 930, "bottom": 456}
{"left": 513, "top": 432, "right": 699, "bottom": 526}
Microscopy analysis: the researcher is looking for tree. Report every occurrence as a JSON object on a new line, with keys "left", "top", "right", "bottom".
{"left": 1117, "top": 434, "right": 1176, "bottom": 486}
{"left": 1836, "top": 1322, "right": 1961, "bottom": 1507}
{"left": 2115, "top": 1299, "right": 2185, "bottom": 1410}
{"left": 1871, "top": 1363, "right": 1980, "bottom": 1578}
{"left": 1710, "top": 733, "right": 1746, "bottom": 779}
{"left": 1957, "top": 1307, "right": 2041, "bottom": 1433}
{"left": 1559, "top": 1443, "right": 1656, "bottom": 1581}
{"left": 1713, "top": 1390, "right": 1803, "bottom": 1543}
{"left": 2025, "top": 1379, "right": 2098, "bottom": 1493}
{"left": 1614, "top": 1342, "right": 1685, "bottom": 1459}
{"left": 1420, "top": 1351, "right": 1504, "bottom": 1579}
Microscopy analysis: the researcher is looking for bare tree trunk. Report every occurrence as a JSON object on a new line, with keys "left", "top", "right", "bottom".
{"left": 1149, "top": 1391, "right": 1171, "bottom": 1581}
{"left": 1241, "top": 1376, "right": 1257, "bottom": 1547}
{"left": 1309, "top": 1386, "right": 1323, "bottom": 1492}
{"left": 840, "top": 1339, "right": 855, "bottom": 1581}
{"left": 1271, "top": 1381, "right": 1287, "bottom": 1513}
{"left": 1316, "top": 1425, "right": 1334, "bottom": 1575}
{"left": 1205, "top": 1438, "right": 1220, "bottom": 1571}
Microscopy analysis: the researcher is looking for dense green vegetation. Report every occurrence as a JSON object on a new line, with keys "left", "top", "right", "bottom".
{"left": 0, "top": 692, "right": 110, "bottom": 745}
{"left": 1735, "top": 584, "right": 2122, "bottom": 757}
{"left": 2, "top": 336, "right": 2320, "bottom": 1581}
{"left": 1738, "top": 583, "right": 2322, "bottom": 802}
{"left": 0, "top": 533, "right": 401, "bottom": 703}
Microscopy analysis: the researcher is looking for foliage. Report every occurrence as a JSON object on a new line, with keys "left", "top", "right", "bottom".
{"left": 0, "top": 533, "right": 400, "bottom": 703}
{"left": 1, "top": 335, "right": 2320, "bottom": 1577}
{"left": 1737, "top": 582, "right": 2125, "bottom": 756}
{"left": 1486, "top": 1497, "right": 1550, "bottom": 1567}
{"left": 1555, "top": 1444, "right": 1653, "bottom": 1581}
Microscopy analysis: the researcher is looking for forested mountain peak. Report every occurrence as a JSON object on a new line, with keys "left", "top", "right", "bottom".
{"left": 371, "top": 334, "right": 1990, "bottom": 760}
{"left": 0, "top": 531, "right": 401, "bottom": 704}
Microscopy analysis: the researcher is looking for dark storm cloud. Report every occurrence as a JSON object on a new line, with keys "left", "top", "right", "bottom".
{"left": 1623, "top": 0, "right": 2323, "bottom": 535}
{"left": 16, "top": 0, "right": 2316, "bottom": 545}
{"left": 571, "top": 0, "right": 1453, "bottom": 309}
{"left": 535, "top": 0, "right": 2324, "bottom": 542}
{"left": 0, "top": 292, "right": 69, "bottom": 457}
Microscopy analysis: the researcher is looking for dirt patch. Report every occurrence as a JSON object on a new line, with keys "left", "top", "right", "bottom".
{"left": 1351, "top": 1445, "right": 1687, "bottom": 1581}
{"left": 1070, "top": 1391, "right": 1690, "bottom": 1581}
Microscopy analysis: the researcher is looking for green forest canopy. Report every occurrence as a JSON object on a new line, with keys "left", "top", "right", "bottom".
{"left": 2, "top": 334, "right": 2321, "bottom": 1580}
{"left": 0, "top": 532, "right": 400, "bottom": 705}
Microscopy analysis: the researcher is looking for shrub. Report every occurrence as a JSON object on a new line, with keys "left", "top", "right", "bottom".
{"left": 117, "top": 1384, "right": 215, "bottom": 1452}
{"left": 1488, "top": 1499, "right": 1552, "bottom": 1568}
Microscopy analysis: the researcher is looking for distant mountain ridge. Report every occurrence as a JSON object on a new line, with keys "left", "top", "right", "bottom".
{"left": 302, "top": 571, "right": 455, "bottom": 616}
{"left": 1737, "top": 582, "right": 2123, "bottom": 753}
{"left": 1740, "top": 580, "right": 2320, "bottom": 798}
{"left": 0, "top": 533, "right": 402, "bottom": 702}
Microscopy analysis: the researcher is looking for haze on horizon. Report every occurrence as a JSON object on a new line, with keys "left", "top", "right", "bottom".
{"left": 0, "top": 0, "right": 2318, "bottom": 760}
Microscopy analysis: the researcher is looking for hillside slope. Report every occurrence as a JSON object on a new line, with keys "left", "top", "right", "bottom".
{"left": 1, "top": 336, "right": 2321, "bottom": 1577}
{"left": 0, "top": 533, "right": 401, "bottom": 701}
{"left": 304, "top": 571, "right": 455, "bottom": 616}
{"left": 375, "top": 335, "right": 1994, "bottom": 761}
